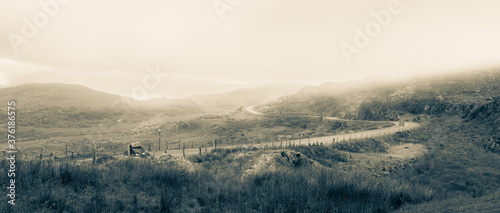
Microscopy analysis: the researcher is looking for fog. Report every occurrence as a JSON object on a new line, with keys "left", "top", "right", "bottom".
{"left": 1, "top": 0, "right": 499, "bottom": 98}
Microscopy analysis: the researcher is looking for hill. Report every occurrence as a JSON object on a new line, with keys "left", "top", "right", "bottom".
{"left": 189, "top": 82, "right": 305, "bottom": 109}
{"left": 0, "top": 83, "right": 203, "bottom": 128}
{"left": 259, "top": 70, "right": 500, "bottom": 120}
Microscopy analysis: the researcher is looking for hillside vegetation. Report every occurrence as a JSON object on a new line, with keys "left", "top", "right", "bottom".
{"left": 0, "top": 83, "right": 203, "bottom": 141}
{"left": 0, "top": 83, "right": 202, "bottom": 128}
{"left": 260, "top": 70, "right": 499, "bottom": 121}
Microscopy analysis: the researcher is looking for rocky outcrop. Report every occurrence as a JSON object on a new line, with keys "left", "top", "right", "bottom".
{"left": 242, "top": 151, "right": 322, "bottom": 178}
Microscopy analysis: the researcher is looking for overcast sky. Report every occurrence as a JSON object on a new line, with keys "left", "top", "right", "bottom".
{"left": 1, "top": 0, "right": 499, "bottom": 98}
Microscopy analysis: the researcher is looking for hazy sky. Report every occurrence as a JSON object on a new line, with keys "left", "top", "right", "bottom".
{"left": 1, "top": 0, "right": 499, "bottom": 98}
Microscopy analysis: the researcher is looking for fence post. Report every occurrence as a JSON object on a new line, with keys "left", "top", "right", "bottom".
{"left": 65, "top": 144, "right": 69, "bottom": 166}
{"left": 93, "top": 142, "right": 96, "bottom": 165}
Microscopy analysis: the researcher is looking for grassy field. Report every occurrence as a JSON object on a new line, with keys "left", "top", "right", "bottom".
{"left": 1, "top": 114, "right": 393, "bottom": 163}
{"left": 2, "top": 114, "right": 499, "bottom": 212}
{"left": 1, "top": 72, "right": 498, "bottom": 212}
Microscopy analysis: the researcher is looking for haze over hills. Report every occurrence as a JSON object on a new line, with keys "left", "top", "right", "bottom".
{"left": 259, "top": 69, "right": 500, "bottom": 120}
{"left": 0, "top": 83, "right": 203, "bottom": 128}
{"left": 0, "top": 83, "right": 201, "bottom": 110}
{"left": 189, "top": 82, "right": 306, "bottom": 109}
{"left": 0, "top": 82, "right": 306, "bottom": 130}
{"left": 2, "top": 69, "right": 498, "bottom": 133}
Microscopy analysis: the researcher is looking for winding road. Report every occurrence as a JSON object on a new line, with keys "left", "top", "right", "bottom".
{"left": 150, "top": 106, "right": 419, "bottom": 158}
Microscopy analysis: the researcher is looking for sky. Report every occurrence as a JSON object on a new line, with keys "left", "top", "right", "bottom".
{"left": 0, "top": 0, "right": 499, "bottom": 98}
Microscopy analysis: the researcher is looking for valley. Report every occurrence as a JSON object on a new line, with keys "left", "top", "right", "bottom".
{"left": 0, "top": 70, "right": 499, "bottom": 212}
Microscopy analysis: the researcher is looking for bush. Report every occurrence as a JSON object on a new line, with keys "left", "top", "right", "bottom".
{"left": 291, "top": 146, "right": 348, "bottom": 167}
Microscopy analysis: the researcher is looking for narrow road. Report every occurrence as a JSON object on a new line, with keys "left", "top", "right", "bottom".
{"left": 244, "top": 105, "right": 264, "bottom": 115}
{"left": 149, "top": 106, "right": 419, "bottom": 158}
{"left": 245, "top": 105, "right": 379, "bottom": 122}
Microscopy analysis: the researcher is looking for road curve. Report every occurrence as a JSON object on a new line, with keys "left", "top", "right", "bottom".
{"left": 244, "top": 105, "right": 264, "bottom": 115}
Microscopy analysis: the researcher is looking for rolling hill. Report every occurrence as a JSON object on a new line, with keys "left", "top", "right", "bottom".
{"left": 0, "top": 83, "right": 203, "bottom": 128}
{"left": 259, "top": 70, "right": 500, "bottom": 120}
{"left": 189, "top": 82, "right": 305, "bottom": 109}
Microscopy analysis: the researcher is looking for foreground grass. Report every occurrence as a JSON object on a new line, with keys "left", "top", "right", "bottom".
{"left": 0, "top": 155, "right": 435, "bottom": 212}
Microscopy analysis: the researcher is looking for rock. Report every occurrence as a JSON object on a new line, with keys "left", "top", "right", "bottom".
{"left": 158, "top": 154, "right": 196, "bottom": 172}
{"left": 241, "top": 151, "right": 322, "bottom": 179}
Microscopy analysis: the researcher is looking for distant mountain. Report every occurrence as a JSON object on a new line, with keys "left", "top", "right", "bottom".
{"left": 0, "top": 83, "right": 202, "bottom": 128}
{"left": 189, "top": 82, "right": 306, "bottom": 109}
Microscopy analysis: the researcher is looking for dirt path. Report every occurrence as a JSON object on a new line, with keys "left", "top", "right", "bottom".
{"left": 150, "top": 110, "right": 420, "bottom": 158}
